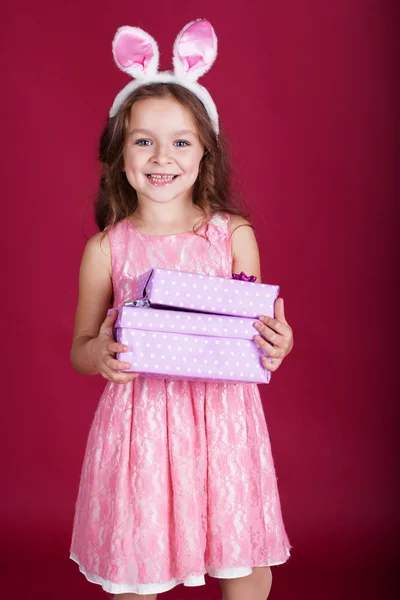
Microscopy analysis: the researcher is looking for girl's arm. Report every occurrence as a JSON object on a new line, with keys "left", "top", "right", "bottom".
{"left": 70, "top": 232, "right": 138, "bottom": 383}
{"left": 230, "top": 215, "right": 294, "bottom": 371}
{"left": 230, "top": 216, "right": 262, "bottom": 282}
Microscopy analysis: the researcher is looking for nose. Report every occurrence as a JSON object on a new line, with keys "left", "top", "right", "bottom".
{"left": 152, "top": 143, "right": 172, "bottom": 166}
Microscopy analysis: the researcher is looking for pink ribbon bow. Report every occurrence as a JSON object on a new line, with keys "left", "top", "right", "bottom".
{"left": 232, "top": 272, "right": 257, "bottom": 282}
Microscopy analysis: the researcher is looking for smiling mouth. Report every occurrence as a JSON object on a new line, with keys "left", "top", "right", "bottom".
{"left": 146, "top": 174, "right": 179, "bottom": 181}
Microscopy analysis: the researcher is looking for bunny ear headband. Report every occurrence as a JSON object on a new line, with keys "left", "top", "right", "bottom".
{"left": 110, "top": 19, "right": 219, "bottom": 133}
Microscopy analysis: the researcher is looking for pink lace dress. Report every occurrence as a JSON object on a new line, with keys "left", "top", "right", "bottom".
{"left": 70, "top": 212, "right": 291, "bottom": 595}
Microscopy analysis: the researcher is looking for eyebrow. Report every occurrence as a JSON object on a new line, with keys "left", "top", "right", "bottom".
{"left": 128, "top": 128, "right": 197, "bottom": 137}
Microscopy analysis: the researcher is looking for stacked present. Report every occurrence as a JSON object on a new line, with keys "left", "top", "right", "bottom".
{"left": 112, "top": 269, "right": 279, "bottom": 384}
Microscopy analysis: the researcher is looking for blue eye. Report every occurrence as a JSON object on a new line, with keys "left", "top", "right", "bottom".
{"left": 174, "top": 140, "right": 190, "bottom": 147}
{"left": 135, "top": 139, "right": 152, "bottom": 146}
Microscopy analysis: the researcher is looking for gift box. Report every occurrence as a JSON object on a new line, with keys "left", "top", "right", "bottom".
{"left": 136, "top": 268, "right": 279, "bottom": 318}
{"left": 112, "top": 306, "right": 272, "bottom": 383}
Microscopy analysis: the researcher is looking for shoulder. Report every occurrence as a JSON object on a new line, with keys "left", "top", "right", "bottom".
{"left": 80, "top": 231, "right": 112, "bottom": 278}
{"left": 83, "top": 230, "right": 111, "bottom": 258}
{"left": 208, "top": 212, "right": 254, "bottom": 238}
{"left": 229, "top": 215, "right": 258, "bottom": 256}
{"left": 229, "top": 214, "right": 254, "bottom": 236}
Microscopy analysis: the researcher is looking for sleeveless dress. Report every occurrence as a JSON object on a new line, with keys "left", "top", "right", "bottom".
{"left": 70, "top": 212, "right": 291, "bottom": 595}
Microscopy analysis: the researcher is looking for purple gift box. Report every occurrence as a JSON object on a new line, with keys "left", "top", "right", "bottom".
{"left": 136, "top": 268, "right": 279, "bottom": 318}
{"left": 112, "top": 306, "right": 272, "bottom": 383}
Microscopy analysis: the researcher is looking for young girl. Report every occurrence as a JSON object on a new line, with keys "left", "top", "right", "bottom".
{"left": 70, "top": 19, "right": 293, "bottom": 600}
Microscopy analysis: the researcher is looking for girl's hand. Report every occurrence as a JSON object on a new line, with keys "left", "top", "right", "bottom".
{"left": 90, "top": 309, "right": 140, "bottom": 384}
{"left": 253, "top": 298, "right": 294, "bottom": 373}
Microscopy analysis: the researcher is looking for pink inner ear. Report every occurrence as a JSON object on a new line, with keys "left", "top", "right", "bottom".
{"left": 115, "top": 32, "right": 154, "bottom": 71}
{"left": 177, "top": 20, "right": 215, "bottom": 75}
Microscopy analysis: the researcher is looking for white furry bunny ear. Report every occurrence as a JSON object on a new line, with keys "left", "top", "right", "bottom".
{"left": 112, "top": 26, "right": 159, "bottom": 79}
{"left": 173, "top": 19, "right": 218, "bottom": 82}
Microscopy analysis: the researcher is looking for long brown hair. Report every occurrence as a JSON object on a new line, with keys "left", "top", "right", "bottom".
{"left": 95, "top": 82, "right": 249, "bottom": 231}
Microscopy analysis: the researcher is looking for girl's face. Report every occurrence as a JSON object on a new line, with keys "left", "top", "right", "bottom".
{"left": 123, "top": 96, "right": 205, "bottom": 207}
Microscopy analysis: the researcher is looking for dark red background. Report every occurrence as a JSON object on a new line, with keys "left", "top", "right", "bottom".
{"left": 1, "top": 1, "right": 398, "bottom": 598}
